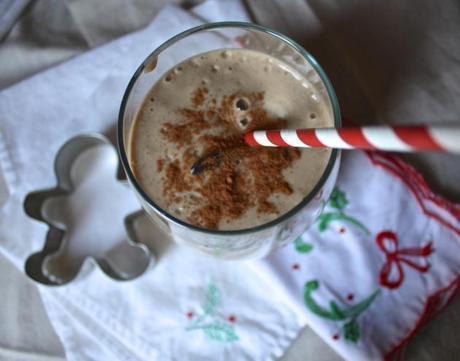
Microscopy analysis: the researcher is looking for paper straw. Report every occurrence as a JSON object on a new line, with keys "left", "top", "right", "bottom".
{"left": 244, "top": 126, "right": 460, "bottom": 153}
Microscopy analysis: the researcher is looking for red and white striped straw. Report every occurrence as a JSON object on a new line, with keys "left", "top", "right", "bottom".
{"left": 244, "top": 126, "right": 460, "bottom": 153}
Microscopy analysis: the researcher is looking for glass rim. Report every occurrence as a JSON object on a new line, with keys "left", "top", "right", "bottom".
{"left": 118, "top": 21, "right": 341, "bottom": 236}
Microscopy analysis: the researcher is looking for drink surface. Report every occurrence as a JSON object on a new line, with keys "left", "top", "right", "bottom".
{"left": 129, "top": 49, "right": 333, "bottom": 230}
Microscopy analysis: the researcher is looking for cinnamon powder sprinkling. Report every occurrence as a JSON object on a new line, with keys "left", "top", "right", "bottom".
{"left": 160, "top": 88, "right": 300, "bottom": 229}
{"left": 191, "top": 87, "right": 208, "bottom": 107}
{"left": 156, "top": 159, "right": 164, "bottom": 172}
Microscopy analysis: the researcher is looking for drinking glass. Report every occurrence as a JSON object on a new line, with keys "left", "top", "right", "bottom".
{"left": 118, "top": 22, "right": 341, "bottom": 259}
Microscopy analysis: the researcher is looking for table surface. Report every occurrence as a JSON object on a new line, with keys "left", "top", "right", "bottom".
{"left": 1, "top": 1, "right": 459, "bottom": 360}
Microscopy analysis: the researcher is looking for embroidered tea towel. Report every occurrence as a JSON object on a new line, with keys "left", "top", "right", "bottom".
{"left": 255, "top": 150, "right": 460, "bottom": 360}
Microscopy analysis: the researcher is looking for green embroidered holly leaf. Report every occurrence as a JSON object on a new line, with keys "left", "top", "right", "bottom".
{"left": 342, "top": 216, "right": 371, "bottom": 235}
{"left": 317, "top": 213, "right": 336, "bottom": 232}
{"left": 343, "top": 320, "right": 360, "bottom": 343}
{"left": 330, "top": 301, "right": 345, "bottom": 319}
{"left": 294, "top": 237, "right": 313, "bottom": 253}
{"left": 304, "top": 280, "right": 345, "bottom": 321}
{"left": 304, "top": 281, "right": 379, "bottom": 340}
{"left": 317, "top": 212, "right": 370, "bottom": 235}
{"left": 203, "top": 283, "right": 221, "bottom": 314}
{"left": 202, "top": 323, "right": 239, "bottom": 342}
{"left": 329, "top": 188, "right": 348, "bottom": 210}
{"left": 305, "top": 280, "right": 319, "bottom": 292}
{"left": 342, "top": 289, "right": 380, "bottom": 319}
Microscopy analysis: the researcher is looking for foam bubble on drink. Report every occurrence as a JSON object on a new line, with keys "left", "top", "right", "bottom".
{"left": 221, "top": 50, "right": 230, "bottom": 59}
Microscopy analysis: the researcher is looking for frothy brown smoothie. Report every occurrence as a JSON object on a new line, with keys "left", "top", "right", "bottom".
{"left": 129, "top": 49, "right": 333, "bottom": 230}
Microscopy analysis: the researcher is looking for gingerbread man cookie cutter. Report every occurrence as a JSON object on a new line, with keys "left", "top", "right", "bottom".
{"left": 23, "top": 134, "right": 154, "bottom": 285}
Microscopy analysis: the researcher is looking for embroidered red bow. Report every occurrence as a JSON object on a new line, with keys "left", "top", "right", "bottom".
{"left": 376, "top": 231, "right": 434, "bottom": 289}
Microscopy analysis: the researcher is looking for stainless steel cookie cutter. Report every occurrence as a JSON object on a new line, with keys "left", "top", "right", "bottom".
{"left": 24, "top": 134, "right": 154, "bottom": 286}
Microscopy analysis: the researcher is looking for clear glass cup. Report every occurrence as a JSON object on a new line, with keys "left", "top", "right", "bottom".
{"left": 118, "top": 22, "right": 341, "bottom": 260}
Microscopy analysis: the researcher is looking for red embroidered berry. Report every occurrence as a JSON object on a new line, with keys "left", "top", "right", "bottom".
{"left": 347, "top": 293, "right": 354, "bottom": 301}
{"left": 228, "top": 315, "right": 236, "bottom": 323}
{"left": 187, "top": 311, "right": 194, "bottom": 319}
{"left": 339, "top": 227, "right": 346, "bottom": 234}
{"left": 292, "top": 263, "right": 300, "bottom": 271}
{"left": 333, "top": 334, "right": 339, "bottom": 340}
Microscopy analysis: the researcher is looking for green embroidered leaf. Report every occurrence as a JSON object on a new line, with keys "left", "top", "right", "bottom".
{"left": 330, "top": 301, "right": 345, "bottom": 319}
{"left": 329, "top": 188, "right": 348, "bottom": 210}
{"left": 294, "top": 237, "right": 313, "bottom": 253}
{"left": 305, "top": 280, "right": 319, "bottom": 292}
{"left": 317, "top": 212, "right": 337, "bottom": 232}
{"left": 342, "top": 289, "right": 380, "bottom": 319}
{"left": 304, "top": 281, "right": 345, "bottom": 321}
{"left": 203, "top": 283, "right": 221, "bottom": 314}
{"left": 304, "top": 282, "right": 380, "bottom": 322}
{"left": 202, "top": 323, "right": 239, "bottom": 342}
{"left": 340, "top": 215, "right": 370, "bottom": 235}
{"left": 343, "top": 320, "right": 360, "bottom": 343}
{"left": 304, "top": 281, "right": 379, "bottom": 343}
{"left": 317, "top": 212, "right": 370, "bottom": 235}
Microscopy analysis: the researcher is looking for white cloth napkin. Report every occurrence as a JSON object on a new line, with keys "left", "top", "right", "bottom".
{"left": 1, "top": 1, "right": 459, "bottom": 361}
{"left": 0, "top": 2, "right": 304, "bottom": 361}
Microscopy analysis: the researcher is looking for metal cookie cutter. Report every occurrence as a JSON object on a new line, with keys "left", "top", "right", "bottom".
{"left": 24, "top": 134, "right": 153, "bottom": 286}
